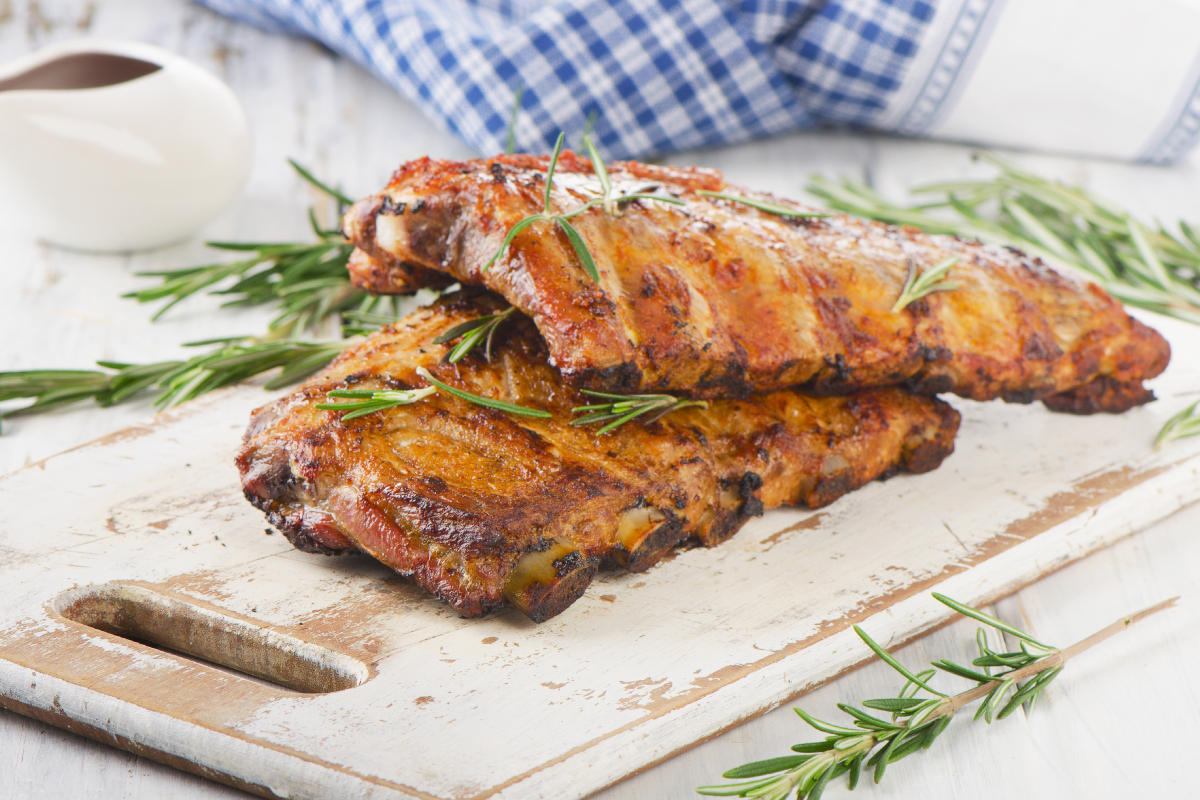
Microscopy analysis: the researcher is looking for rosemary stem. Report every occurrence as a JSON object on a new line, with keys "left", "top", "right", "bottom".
{"left": 258, "top": 319, "right": 300, "bottom": 343}
{"left": 935, "top": 596, "right": 1178, "bottom": 718}
{"left": 1055, "top": 595, "right": 1180, "bottom": 660}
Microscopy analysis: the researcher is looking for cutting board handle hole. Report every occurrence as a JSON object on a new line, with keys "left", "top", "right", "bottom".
{"left": 53, "top": 583, "right": 370, "bottom": 693}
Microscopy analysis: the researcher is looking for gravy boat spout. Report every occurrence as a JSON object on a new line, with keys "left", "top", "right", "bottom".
{"left": 0, "top": 40, "right": 250, "bottom": 252}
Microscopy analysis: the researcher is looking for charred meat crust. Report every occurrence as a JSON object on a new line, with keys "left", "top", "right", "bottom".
{"left": 243, "top": 490, "right": 352, "bottom": 556}
{"left": 342, "top": 154, "right": 1169, "bottom": 411}
{"left": 344, "top": 197, "right": 453, "bottom": 293}
{"left": 237, "top": 294, "right": 961, "bottom": 621}
{"left": 346, "top": 248, "right": 449, "bottom": 297}
{"left": 505, "top": 550, "right": 600, "bottom": 623}
{"left": 1042, "top": 376, "right": 1156, "bottom": 414}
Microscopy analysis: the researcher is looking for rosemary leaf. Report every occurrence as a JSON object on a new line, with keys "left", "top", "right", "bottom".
{"left": 504, "top": 85, "right": 525, "bottom": 155}
{"left": 1128, "top": 219, "right": 1176, "bottom": 291}
{"left": 433, "top": 317, "right": 497, "bottom": 346}
{"left": 852, "top": 626, "right": 947, "bottom": 696}
{"left": 483, "top": 214, "right": 550, "bottom": 272}
{"left": 580, "top": 110, "right": 599, "bottom": 145}
{"left": 697, "top": 190, "right": 827, "bottom": 219}
{"left": 415, "top": 366, "right": 550, "bottom": 418}
{"left": 794, "top": 708, "right": 862, "bottom": 737}
{"left": 0, "top": 370, "right": 114, "bottom": 416}
{"left": 615, "top": 192, "right": 686, "bottom": 208}
{"left": 544, "top": 132, "right": 566, "bottom": 213}
{"left": 287, "top": 157, "right": 353, "bottom": 207}
{"left": 847, "top": 755, "right": 863, "bottom": 790}
{"left": 929, "top": 659, "right": 993, "bottom": 683}
{"left": 695, "top": 777, "right": 780, "bottom": 797}
{"left": 808, "top": 765, "right": 835, "bottom": 800}
{"left": 433, "top": 306, "right": 517, "bottom": 363}
{"left": 1003, "top": 198, "right": 1073, "bottom": 260}
{"left": 899, "top": 668, "right": 937, "bottom": 700}
{"left": 1155, "top": 398, "right": 1200, "bottom": 448}
{"left": 314, "top": 366, "right": 551, "bottom": 422}
{"left": 557, "top": 218, "right": 600, "bottom": 282}
{"left": 836, "top": 703, "right": 891, "bottom": 730}
{"left": 860, "top": 697, "right": 925, "bottom": 713}
{"left": 316, "top": 386, "right": 437, "bottom": 420}
{"left": 891, "top": 256, "right": 960, "bottom": 313}
{"left": 722, "top": 756, "right": 812, "bottom": 780}
{"left": 583, "top": 134, "right": 614, "bottom": 215}
{"left": 570, "top": 390, "right": 708, "bottom": 434}
{"left": 201, "top": 241, "right": 302, "bottom": 252}
{"left": 483, "top": 132, "right": 575, "bottom": 275}
{"left": 931, "top": 592, "right": 1052, "bottom": 649}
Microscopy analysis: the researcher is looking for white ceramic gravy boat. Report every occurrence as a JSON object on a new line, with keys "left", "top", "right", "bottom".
{"left": 0, "top": 40, "right": 250, "bottom": 252}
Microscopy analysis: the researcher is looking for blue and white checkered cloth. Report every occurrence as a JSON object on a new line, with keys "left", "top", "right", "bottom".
{"left": 198, "top": 0, "right": 1200, "bottom": 163}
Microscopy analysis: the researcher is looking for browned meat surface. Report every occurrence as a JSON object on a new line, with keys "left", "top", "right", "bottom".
{"left": 346, "top": 226, "right": 453, "bottom": 294}
{"left": 343, "top": 153, "right": 1169, "bottom": 412}
{"left": 238, "top": 292, "right": 960, "bottom": 621}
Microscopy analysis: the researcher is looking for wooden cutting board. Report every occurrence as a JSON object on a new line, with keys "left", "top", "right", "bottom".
{"left": 1, "top": 313, "right": 1198, "bottom": 800}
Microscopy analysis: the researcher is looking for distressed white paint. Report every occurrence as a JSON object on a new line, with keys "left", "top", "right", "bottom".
{"left": 2, "top": 2, "right": 1200, "bottom": 799}
{"left": 0, "top": 325, "right": 1198, "bottom": 800}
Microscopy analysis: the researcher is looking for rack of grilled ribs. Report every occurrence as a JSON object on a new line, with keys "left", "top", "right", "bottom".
{"left": 238, "top": 292, "right": 959, "bottom": 621}
{"left": 342, "top": 153, "right": 1169, "bottom": 412}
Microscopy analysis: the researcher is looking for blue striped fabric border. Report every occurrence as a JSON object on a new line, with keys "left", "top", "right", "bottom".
{"left": 1139, "top": 48, "right": 1200, "bottom": 164}
{"left": 894, "top": 0, "right": 1001, "bottom": 136}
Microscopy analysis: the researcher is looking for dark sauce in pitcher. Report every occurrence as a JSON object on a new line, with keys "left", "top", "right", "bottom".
{"left": 0, "top": 52, "right": 161, "bottom": 93}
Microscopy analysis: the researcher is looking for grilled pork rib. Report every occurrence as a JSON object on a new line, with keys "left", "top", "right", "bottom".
{"left": 343, "top": 154, "right": 1169, "bottom": 412}
{"left": 238, "top": 293, "right": 959, "bottom": 621}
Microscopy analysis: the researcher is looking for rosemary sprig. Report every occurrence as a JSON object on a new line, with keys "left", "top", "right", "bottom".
{"left": 123, "top": 159, "right": 370, "bottom": 333}
{"left": 697, "top": 190, "right": 826, "bottom": 220}
{"left": 806, "top": 154, "right": 1200, "bottom": 325}
{"left": 125, "top": 238, "right": 353, "bottom": 324}
{"left": 338, "top": 299, "right": 413, "bottom": 336}
{"left": 571, "top": 389, "right": 708, "bottom": 434}
{"left": 315, "top": 386, "right": 436, "bottom": 420}
{"left": 483, "top": 133, "right": 684, "bottom": 280}
{"left": 432, "top": 306, "right": 517, "bottom": 363}
{"left": 698, "top": 593, "right": 1176, "bottom": 800}
{"left": 0, "top": 337, "right": 349, "bottom": 417}
{"left": 1155, "top": 399, "right": 1200, "bottom": 448}
{"left": 316, "top": 366, "right": 551, "bottom": 420}
{"left": 0, "top": 370, "right": 114, "bottom": 420}
{"left": 891, "top": 256, "right": 960, "bottom": 312}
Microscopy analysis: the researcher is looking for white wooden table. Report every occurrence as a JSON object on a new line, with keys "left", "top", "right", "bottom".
{"left": 2, "top": 2, "right": 1198, "bottom": 798}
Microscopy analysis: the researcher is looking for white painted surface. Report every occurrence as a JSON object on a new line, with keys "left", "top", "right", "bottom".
{"left": 920, "top": 0, "right": 1200, "bottom": 159}
{"left": 0, "top": 358, "right": 1196, "bottom": 798}
{"left": 1, "top": 2, "right": 1199, "bottom": 799}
